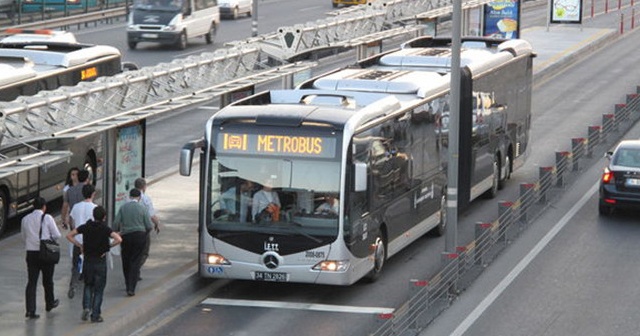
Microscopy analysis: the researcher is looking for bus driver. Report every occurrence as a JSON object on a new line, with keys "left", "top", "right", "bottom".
{"left": 252, "top": 182, "right": 280, "bottom": 222}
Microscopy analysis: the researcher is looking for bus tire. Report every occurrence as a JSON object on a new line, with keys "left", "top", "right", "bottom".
{"left": 205, "top": 24, "right": 216, "bottom": 44}
{"left": 176, "top": 31, "right": 187, "bottom": 50}
{"left": 0, "top": 191, "right": 7, "bottom": 237}
{"left": 432, "top": 192, "right": 447, "bottom": 236}
{"left": 483, "top": 156, "right": 499, "bottom": 199}
{"left": 364, "top": 235, "right": 386, "bottom": 282}
{"left": 498, "top": 154, "right": 511, "bottom": 190}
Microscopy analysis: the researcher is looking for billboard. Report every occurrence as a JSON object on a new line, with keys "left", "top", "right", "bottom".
{"left": 550, "top": 0, "right": 582, "bottom": 24}
{"left": 483, "top": 0, "right": 521, "bottom": 39}
{"left": 113, "top": 121, "right": 145, "bottom": 216}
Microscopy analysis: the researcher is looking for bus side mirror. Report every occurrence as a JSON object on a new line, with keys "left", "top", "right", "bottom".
{"left": 180, "top": 139, "right": 203, "bottom": 176}
{"left": 354, "top": 162, "right": 367, "bottom": 192}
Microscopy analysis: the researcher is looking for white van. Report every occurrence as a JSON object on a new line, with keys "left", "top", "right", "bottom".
{"left": 218, "top": 0, "right": 251, "bottom": 20}
{"left": 127, "top": 0, "right": 220, "bottom": 50}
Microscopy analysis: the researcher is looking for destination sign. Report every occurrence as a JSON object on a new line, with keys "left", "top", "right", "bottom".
{"left": 217, "top": 133, "right": 337, "bottom": 158}
{"left": 81, "top": 66, "right": 98, "bottom": 80}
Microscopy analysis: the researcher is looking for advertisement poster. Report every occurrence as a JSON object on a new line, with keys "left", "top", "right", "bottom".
{"left": 483, "top": 0, "right": 521, "bottom": 39}
{"left": 114, "top": 122, "right": 144, "bottom": 216}
{"left": 467, "top": 6, "right": 482, "bottom": 36}
{"left": 550, "top": 0, "right": 582, "bottom": 23}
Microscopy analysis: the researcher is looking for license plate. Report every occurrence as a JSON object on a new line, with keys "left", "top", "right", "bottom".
{"left": 142, "top": 33, "right": 158, "bottom": 39}
{"left": 626, "top": 178, "right": 640, "bottom": 186}
{"left": 254, "top": 271, "right": 287, "bottom": 282}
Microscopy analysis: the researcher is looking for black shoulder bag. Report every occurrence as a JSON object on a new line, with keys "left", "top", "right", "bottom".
{"left": 39, "top": 213, "right": 61, "bottom": 264}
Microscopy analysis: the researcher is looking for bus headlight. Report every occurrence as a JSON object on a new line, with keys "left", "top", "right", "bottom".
{"left": 312, "top": 260, "right": 349, "bottom": 272}
{"left": 206, "top": 253, "right": 231, "bottom": 265}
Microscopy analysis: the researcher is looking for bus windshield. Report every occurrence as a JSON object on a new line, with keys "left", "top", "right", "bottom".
{"left": 208, "top": 155, "right": 341, "bottom": 239}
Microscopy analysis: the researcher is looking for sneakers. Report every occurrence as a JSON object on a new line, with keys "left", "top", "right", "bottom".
{"left": 68, "top": 287, "right": 75, "bottom": 299}
{"left": 91, "top": 316, "right": 104, "bottom": 323}
{"left": 46, "top": 299, "right": 60, "bottom": 312}
{"left": 25, "top": 312, "right": 40, "bottom": 319}
{"left": 81, "top": 309, "right": 91, "bottom": 321}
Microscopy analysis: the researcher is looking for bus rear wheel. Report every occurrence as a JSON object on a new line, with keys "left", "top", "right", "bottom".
{"left": 364, "top": 235, "right": 386, "bottom": 282}
{"left": 432, "top": 192, "right": 447, "bottom": 236}
{"left": 484, "top": 157, "right": 499, "bottom": 199}
{"left": 0, "top": 191, "right": 6, "bottom": 237}
{"left": 498, "top": 154, "right": 511, "bottom": 190}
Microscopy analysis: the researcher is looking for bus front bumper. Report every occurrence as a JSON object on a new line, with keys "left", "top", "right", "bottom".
{"left": 200, "top": 261, "right": 362, "bottom": 286}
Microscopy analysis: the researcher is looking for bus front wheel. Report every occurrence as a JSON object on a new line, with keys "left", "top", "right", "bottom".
{"left": 364, "top": 235, "right": 386, "bottom": 282}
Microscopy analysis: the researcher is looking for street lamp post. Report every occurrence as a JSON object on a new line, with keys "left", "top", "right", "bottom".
{"left": 445, "top": 0, "right": 462, "bottom": 290}
{"left": 251, "top": 0, "right": 258, "bottom": 37}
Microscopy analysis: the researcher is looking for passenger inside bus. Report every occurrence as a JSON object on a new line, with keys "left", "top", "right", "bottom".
{"left": 315, "top": 194, "right": 339, "bottom": 216}
{"left": 252, "top": 182, "right": 281, "bottom": 223}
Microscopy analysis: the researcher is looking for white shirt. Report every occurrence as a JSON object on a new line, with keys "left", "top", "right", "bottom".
{"left": 251, "top": 189, "right": 280, "bottom": 219}
{"left": 70, "top": 200, "right": 97, "bottom": 245}
{"left": 316, "top": 198, "right": 340, "bottom": 215}
{"left": 21, "top": 209, "right": 61, "bottom": 251}
{"left": 140, "top": 191, "right": 157, "bottom": 217}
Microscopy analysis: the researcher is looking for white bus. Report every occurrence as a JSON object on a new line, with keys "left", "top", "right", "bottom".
{"left": 0, "top": 33, "right": 128, "bottom": 235}
{"left": 0, "top": 31, "right": 127, "bottom": 102}
{"left": 179, "top": 37, "right": 534, "bottom": 285}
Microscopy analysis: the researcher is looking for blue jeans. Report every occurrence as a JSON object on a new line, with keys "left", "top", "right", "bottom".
{"left": 82, "top": 256, "right": 107, "bottom": 318}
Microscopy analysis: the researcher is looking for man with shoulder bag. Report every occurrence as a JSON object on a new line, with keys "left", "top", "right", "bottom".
{"left": 21, "top": 197, "right": 61, "bottom": 319}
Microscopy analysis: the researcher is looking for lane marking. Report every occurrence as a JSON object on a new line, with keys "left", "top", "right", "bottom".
{"left": 198, "top": 106, "right": 220, "bottom": 110}
{"left": 449, "top": 182, "right": 599, "bottom": 336}
{"left": 201, "top": 298, "right": 395, "bottom": 314}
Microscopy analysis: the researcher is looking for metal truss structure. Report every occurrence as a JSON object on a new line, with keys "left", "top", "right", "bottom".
{"left": 0, "top": 0, "right": 493, "bottom": 151}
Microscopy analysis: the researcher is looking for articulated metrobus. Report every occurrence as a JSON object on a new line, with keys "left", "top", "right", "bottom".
{"left": 0, "top": 32, "right": 125, "bottom": 102}
{"left": 0, "top": 32, "right": 129, "bottom": 236}
{"left": 179, "top": 37, "right": 534, "bottom": 285}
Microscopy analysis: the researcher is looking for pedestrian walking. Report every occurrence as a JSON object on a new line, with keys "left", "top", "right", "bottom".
{"left": 68, "top": 183, "right": 98, "bottom": 296}
{"left": 134, "top": 177, "right": 160, "bottom": 273}
{"left": 21, "top": 197, "right": 61, "bottom": 319}
{"left": 112, "top": 188, "right": 153, "bottom": 296}
{"left": 63, "top": 169, "right": 90, "bottom": 299}
{"left": 67, "top": 206, "right": 122, "bottom": 323}
{"left": 61, "top": 167, "right": 79, "bottom": 270}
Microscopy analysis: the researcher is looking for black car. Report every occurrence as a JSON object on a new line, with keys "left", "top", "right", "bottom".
{"left": 599, "top": 140, "right": 640, "bottom": 215}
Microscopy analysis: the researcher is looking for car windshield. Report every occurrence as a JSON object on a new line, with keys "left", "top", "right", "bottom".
{"left": 613, "top": 147, "right": 640, "bottom": 168}
{"left": 133, "top": 0, "right": 182, "bottom": 11}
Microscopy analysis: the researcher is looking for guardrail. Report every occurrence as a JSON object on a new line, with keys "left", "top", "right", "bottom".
{"left": 5, "top": 6, "right": 126, "bottom": 29}
{"left": 367, "top": 87, "right": 640, "bottom": 336}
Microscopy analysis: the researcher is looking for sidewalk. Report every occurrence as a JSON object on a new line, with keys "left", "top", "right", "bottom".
{"left": 0, "top": 24, "right": 620, "bottom": 336}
